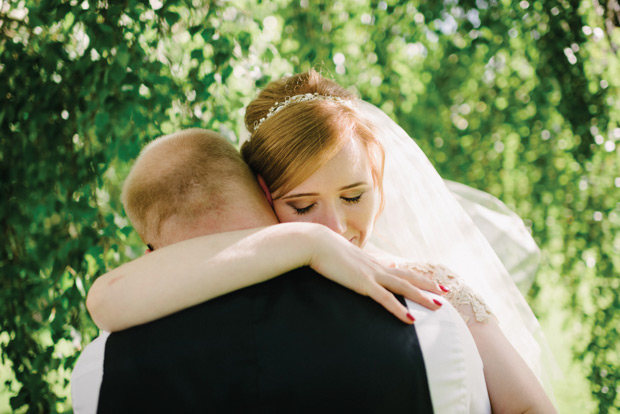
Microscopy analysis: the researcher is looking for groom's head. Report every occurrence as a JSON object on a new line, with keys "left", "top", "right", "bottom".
{"left": 121, "top": 128, "right": 276, "bottom": 249}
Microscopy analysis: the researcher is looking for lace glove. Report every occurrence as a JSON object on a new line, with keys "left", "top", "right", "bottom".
{"left": 397, "top": 262, "right": 496, "bottom": 325}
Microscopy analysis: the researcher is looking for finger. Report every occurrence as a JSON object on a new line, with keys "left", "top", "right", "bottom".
{"left": 381, "top": 276, "right": 443, "bottom": 311}
{"left": 366, "top": 284, "right": 416, "bottom": 324}
{"left": 391, "top": 268, "right": 446, "bottom": 295}
{"left": 396, "top": 263, "right": 434, "bottom": 279}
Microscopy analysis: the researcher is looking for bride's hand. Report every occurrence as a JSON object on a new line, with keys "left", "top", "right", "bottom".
{"left": 307, "top": 226, "right": 448, "bottom": 324}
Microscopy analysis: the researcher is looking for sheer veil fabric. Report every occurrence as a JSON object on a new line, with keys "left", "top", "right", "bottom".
{"left": 445, "top": 179, "right": 541, "bottom": 294}
{"left": 359, "top": 101, "right": 556, "bottom": 395}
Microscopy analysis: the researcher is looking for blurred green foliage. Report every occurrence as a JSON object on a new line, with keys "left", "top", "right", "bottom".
{"left": 1, "top": 0, "right": 618, "bottom": 412}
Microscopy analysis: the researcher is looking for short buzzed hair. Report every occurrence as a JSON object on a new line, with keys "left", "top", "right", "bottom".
{"left": 121, "top": 128, "right": 255, "bottom": 247}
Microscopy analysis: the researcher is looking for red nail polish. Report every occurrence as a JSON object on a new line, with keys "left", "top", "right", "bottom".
{"left": 439, "top": 285, "right": 450, "bottom": 293}
{"left": 433, "top": 299, "right": 443, "bottom": 307}
{"left": 406, "top": 313, "right": 415, "bottom": 322}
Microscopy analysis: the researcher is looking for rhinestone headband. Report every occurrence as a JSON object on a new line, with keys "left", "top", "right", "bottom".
{"left": 252, "top": 92, "right": 355, "bottom": 133}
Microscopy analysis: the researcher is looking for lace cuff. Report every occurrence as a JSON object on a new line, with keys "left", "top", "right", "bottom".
{"left": 398, "top": 262, "right": 495, "bottom": 325}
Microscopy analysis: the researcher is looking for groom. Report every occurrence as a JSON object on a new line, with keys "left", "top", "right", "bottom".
{"left": 72, "top": 129, "right": 487, "bottom": 412}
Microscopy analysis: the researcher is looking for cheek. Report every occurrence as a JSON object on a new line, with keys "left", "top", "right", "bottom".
{"left": 272, "top": 203, "right": 291, "bottom": 223}
{"left": 349, "top": 205, "right": 376, "bottom": 248}
{"left": 359, "top": 204, "right": 377, "bottom": 232}
{"left": 368, "top": 189, "right": 381, "bottom": 218}
{"left": 354, "top": 193, "right": 380, "bottom": 233}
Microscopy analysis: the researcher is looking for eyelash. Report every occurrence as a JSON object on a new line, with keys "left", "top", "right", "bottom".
{"left": 343, "top": 194, "right": 363, "bottom": 204}
{"left": 293, "top": 204, "right": 315, "bottom": 215}
{"left": 292, "top": 193, "right": 364, "bottom": 215}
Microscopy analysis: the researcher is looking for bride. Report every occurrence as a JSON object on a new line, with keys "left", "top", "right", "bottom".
{"left": 88, "top": 70, "right": 556, "bottom": 412}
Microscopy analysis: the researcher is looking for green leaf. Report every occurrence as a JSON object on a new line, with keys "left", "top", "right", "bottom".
{"left": 164, "top": 11, "right": 180, "bottom": 27}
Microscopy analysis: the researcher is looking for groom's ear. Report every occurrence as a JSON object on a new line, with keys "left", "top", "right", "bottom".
{"left": 256, "top": 174, "right": 274, "bottom": 208}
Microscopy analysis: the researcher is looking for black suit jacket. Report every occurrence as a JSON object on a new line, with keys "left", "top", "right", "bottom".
{"left": 98, "top": 267, "right": 434, "bottom": 413}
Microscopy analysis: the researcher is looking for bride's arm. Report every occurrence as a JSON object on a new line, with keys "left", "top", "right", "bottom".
{"left": 397, "top": 262, "right": 555, "bottom": 412}
{"left": 87, "top": 222, "right": 444, "bottom": 332}
{"left": 445, "top": 284, "right": 556, "bottom": 412}
{"left": 445, "top": 280, "right": 556, "bottom": 413}
{"left": 469, "top": 320, "right": 556, "bottom": 414}
{"left": 440, "top": 280, "right": 555, "bottom": 412}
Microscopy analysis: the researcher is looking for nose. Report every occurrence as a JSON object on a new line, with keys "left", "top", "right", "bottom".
{"left": 319, "top": 203, "right": 347, "bottom": 235}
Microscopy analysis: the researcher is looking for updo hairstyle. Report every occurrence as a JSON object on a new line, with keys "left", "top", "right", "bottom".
{"left": 242, "top": 69, "right": 385, "bottom": 199}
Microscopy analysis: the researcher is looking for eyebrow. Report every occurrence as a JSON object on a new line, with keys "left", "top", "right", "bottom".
{"left": 279, "top": 181, "right": 369, "bottom": 200}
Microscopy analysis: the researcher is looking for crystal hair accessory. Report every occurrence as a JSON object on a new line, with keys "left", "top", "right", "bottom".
{"left": 252, "top": 92, "right": 355, "bottom": 132}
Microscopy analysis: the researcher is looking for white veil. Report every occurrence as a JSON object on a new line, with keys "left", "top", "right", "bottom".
{"left": 360, "top": 101, "right": 555, "bottom": 393}
{"left": 445, "top": 179, "right": 541, "bottom": 294}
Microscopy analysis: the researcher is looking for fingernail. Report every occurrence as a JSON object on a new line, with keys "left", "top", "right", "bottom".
{"left": 433, "top": 299, "right": 443, "bottom": 307}
{"left": 439, "top": 285, "right": 450, "bottom": 293}
{"left": 406, "top": 313, "right": 415, "bottom": 322}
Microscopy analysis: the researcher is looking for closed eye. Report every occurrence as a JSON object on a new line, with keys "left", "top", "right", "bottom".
{"left": 342, "top": 193, "right": 363, "bottom": 204}
{"left": 292, "top": 203, "right": 315, "bottom": 215}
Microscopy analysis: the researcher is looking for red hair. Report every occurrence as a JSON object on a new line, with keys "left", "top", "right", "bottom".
{"left": 242, "top": 70, "right": 385, "bottom": 200}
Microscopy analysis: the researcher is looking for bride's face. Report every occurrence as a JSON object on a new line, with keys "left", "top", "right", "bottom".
{"left": 272, "top": 138, "right": 380, "bottom": 248}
